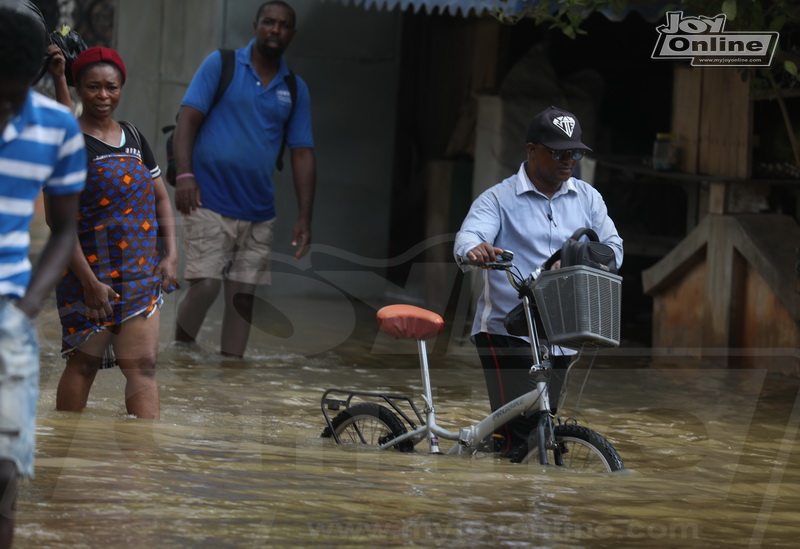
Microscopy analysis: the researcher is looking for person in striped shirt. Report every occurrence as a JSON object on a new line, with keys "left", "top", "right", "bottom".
{"left": 0, "top": 7, "right": 85, "bottom": 548}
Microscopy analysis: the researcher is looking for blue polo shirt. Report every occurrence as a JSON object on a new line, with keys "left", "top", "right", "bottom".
{"left": 182, "top": 41, "right": 314, "bottom": 222}
{"left": 454, "top": 162, "right": 623, "bottom": 339}
{"left": 0, "top": 91, "right": 86, "bottom": 298}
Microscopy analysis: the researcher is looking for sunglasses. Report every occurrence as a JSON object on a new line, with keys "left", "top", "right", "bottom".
{"left": 539, "top": 144, "right": 586, "bottom": 161}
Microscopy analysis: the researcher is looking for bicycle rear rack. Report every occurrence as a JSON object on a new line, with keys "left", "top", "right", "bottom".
{"left": 321, "top": 388, "right": 425, "bottom": 444}
{"left": 322, "top": 304, "right": 444, "bottom": 445}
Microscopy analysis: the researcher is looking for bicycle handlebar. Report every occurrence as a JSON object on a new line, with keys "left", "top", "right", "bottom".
{"left": 458, "top": 249, "right": 540, "bottom": 295}
{"left": 457, "top": 249, "right": 514, "bottom": 270}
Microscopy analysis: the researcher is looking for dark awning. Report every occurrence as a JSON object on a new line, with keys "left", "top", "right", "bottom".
{"left": 334, "top": 0, "right": 525, "bottom": 17}
{"left": 333, "top": 0, "right": 666, "bottom": 21}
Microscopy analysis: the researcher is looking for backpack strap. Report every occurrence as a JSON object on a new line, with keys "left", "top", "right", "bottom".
{"left": 543, "top": 227, "right": 601, "bottom": 270}
{"left": 160, "top": 49, "right": 235, "bottom": 185}
{"left": 569, "top": 227, "right": 599, "bottom": 242}
{"left": 119, "top": 121, "right": 141, "bottom": 149}
{"left": 212, "top": 48, "right": 236, "bottom": 109}
{"left": 164, "top": 48, "right": 233, "bottom": 129}
{"left": 275, "top": 71, "right": 297, "bottom": 172}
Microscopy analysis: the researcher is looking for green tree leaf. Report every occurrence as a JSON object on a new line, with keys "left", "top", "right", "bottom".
{"left": 768, "top": 14, "right": 786, "bottom": 32}
{"left": 721, "top": 0, "right": 737, "bottom": 21}
{"left": 785, "top": 60, "right": 798, "bottom": 77}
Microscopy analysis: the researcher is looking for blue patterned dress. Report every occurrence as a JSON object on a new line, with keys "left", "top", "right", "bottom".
{"left": 56, "top": 123, "right": 174, "bottom": 360}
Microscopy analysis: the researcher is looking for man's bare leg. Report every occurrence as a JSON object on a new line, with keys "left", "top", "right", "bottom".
{"left": 220, "top": 279, "right": 256, "bottom": 358}
{"left": 174, "top": 278, "right": 222, "bottom": 344}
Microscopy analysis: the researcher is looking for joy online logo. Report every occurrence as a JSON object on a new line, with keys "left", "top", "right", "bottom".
{"left": 652, "top": 11, "right": 778, "bottom": 67}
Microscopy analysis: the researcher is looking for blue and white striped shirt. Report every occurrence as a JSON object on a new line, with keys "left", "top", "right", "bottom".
{"left": 454, "top": 162, "right": 623, "bottom": 339}
{"left": 0, "top": 90, "right": 86, "bottom": 298}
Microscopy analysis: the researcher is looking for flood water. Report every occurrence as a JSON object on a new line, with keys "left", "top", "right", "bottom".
{"left": 13, "top": 290, "right": 800, "bottom": 548}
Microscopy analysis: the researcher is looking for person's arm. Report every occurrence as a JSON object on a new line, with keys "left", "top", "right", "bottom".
{"left": 289, "top": 146, "right": 316, "bottom": 259}
{"left": 172, "top": 106, "right": 205, "bottom": 215}
{"left": 152, "top": 175, "right": 178, "bottom": 290}
{"left": 453, "top": 191, "right": 502, "bottom": 268}
{"left": 16, "top": 192, "right": 80, "bottom": 318}
{"left": 51, "top": 219, "right": 119, "bottom": 320}
{"left": 42, "top": 187, "right": 118, "bottom": 319}
{"left": 45, "top": 45, "right": 74, "bottom": 110}
{"left": 591, "top": 194, "right": 624, "bottom": 270}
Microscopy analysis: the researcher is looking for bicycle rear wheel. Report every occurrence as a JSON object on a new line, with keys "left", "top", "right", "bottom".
{"left": 321, "top": 402, "right": 414, "bottom": 452}
{"left": 522, "top": 424, "right": 624, "bottom": 472}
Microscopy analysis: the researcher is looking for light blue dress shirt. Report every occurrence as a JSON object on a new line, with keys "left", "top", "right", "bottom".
{"left": 454, "top": 162, "right": 623, "bottom": 339}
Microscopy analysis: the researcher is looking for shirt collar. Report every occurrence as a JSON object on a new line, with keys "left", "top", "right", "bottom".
{"left": 516, "top": 161, "right": 577, "bottom": 199}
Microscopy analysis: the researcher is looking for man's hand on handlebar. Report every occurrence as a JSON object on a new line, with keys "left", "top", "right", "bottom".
{"left": 460, "top": 244, "right": 515, "bottom": 269}
{"left": 465, "top": 243, "right": 504, "bottom": 266}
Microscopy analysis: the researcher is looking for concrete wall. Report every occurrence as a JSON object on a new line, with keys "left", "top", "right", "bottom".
{"left": 113, "top": 0, "right": 402, "bottom": 298}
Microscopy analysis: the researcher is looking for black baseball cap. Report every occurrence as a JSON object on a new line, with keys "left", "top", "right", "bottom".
{"left": 526, "top": 106, "right": 592, "bottom": 151}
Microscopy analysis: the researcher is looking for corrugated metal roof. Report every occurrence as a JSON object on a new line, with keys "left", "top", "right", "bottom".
{"left": 332, "top": 0, "right": 666, "bottom": 21}
{"left": 334, "top": 0, "right": 530, "bottom": 17}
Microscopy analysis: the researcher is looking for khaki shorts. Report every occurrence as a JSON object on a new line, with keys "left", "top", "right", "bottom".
{"left": 182, "top": 207, "right": 275, "bottom": 285}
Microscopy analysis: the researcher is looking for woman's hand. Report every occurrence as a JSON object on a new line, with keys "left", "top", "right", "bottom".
{"left": 46, "top": 45, "right": 74, "bottom": 109}
{"left": 154, "top": 254, "right": 179, "bottom": 292}
{"left": 81, "top": 279, "right": 119, "bottom": 321}
{"left": 46, "top": 45, "right": 66, "bottom": 79}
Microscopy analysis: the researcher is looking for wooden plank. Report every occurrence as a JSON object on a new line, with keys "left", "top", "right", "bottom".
{"left": 734, "top": 214, "right": 800, "bottom": 321}
{"left": 708, "top": 181, "right": 727, "bottom": 214}
{"left": 736, "top": 262, "right": 800, "bottom": 373}
{"left": 642, "top": 214, "right": 711, "bottom": 294}
{"left": 702, "top": 215, "right": 734, "bottom": 349}
{"left": 698, "top": 69, "right": 752, "bottom": 178}
{"left": 671, "top": 65, "right": 702, "bottom": 174}
{"left": 651, "top": 260, "right": 707, "bottom": 353}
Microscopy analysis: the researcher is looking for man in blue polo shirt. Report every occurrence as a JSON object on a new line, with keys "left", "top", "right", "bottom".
{"left": 0, "top": 7, "right": 85, "bottom": 546}
{"left": 172, "top": 0, "right": 315, "bottom": 358}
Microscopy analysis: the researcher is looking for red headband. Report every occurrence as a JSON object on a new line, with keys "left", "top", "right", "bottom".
{"left": 71, "top": 47, "right": 127, "bottom": 84}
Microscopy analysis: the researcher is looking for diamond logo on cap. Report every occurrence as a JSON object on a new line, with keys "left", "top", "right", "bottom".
{"left": 553, "top": 116, "right": 575, "bottom": 137}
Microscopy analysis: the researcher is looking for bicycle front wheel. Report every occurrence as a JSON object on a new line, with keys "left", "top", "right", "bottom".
{"left": 522, "top": 424, "right": 624, "bottom": 472}
{"left": 321, "top": 402, "right": 414, "bottom": 452}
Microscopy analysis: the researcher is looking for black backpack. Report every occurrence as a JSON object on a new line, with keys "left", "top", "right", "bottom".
{"left": 161, "top": 48, "right": 297, "bottom": 185}
{"left": 543, "top": 228, "right": 618, "bottom": 273}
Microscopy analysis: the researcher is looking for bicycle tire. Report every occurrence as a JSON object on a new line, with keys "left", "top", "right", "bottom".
{"left": 522, "top": 424, "right": 624, "bottom": 472}
{"left": 321, "top": 402, "right": 414, "bottom": 452}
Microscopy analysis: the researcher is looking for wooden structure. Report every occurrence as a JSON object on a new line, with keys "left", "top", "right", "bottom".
{"left": 643, "top": 66, "right": 800, "bottom": 374}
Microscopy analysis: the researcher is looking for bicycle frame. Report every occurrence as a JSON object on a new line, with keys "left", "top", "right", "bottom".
{"left": 321, "top": 294, "right": 555, "bottom": 455}
{"left": 322, "top": 250, "right": 625, "bottom": 471}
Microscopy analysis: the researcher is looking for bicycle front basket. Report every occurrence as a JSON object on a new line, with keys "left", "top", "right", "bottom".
{"left": 531, "top": 265, "right": 622, "bottom": 349}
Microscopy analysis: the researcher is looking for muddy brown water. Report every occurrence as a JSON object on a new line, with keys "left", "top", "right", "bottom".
{"left": 11, "top": 291, "right": 800, "bottom": 548}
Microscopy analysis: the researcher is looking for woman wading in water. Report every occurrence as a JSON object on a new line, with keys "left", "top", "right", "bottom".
{"left": 47, "top": 46, "right": 178, "bottom": 419}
